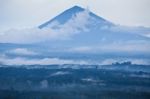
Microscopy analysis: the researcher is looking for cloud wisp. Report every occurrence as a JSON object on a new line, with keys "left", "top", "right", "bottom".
{"left": 6, "top": 48, "right": 38, "bottom": 55}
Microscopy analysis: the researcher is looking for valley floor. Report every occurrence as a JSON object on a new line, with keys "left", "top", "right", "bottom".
{"left": 0, "top": 66, "right": 150, "bottom": 99}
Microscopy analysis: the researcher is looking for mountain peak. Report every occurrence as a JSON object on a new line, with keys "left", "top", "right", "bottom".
{"left": 70, "top": 5, "right": 84, "bottom": 10}
{"left": 39, "top": 6, "right": 86, "bottom": 28}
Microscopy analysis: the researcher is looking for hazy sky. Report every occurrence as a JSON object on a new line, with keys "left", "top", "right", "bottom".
{"left": 0, "top": 0, "right": 150, "bottom": 32}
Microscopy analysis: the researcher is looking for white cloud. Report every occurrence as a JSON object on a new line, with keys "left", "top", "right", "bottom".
{"left": 69, "top": 46, "right": 92, "bottom": 52}
{"left": 98, "top": 24, "right": 150, "bottom": 38}
{"left": 82, "top": 78, "right": 101, "bottom": 83}
{"left": 7, "top": 48, "right": 38, "bottom": 55}
{"left": 50, "top": 71, "right": 71, "bottom": 76}
{"left": 0, "top": 9, "right": 92, "bottom": 44}
{"left": 0, "top": 54, "right": 149, "bottom": 66}
{"left": 0, "top": 27, "right": 56, "bottom": 44}
{"left": 0, "top": 57, "right": 88, "bottom": 65}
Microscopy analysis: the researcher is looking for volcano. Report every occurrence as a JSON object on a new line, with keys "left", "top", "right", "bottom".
{"left": 0, "top": 6, "right": 150, "bottom": 63}
{"left": 36, "top": 6, "right": 150, "bottom": 53}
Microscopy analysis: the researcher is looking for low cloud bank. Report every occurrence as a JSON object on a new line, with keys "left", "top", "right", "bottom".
{"left": 0, "top": 56, "right": 88, "bottom": 65}
{"left": 6, "top": 48, "right": 38, "bottom": 55}
{"left": 0, "top": 54, "right": 149, "bottom": 66}
{"left": 68, "top": 42, "right": 150, "bottom": 53}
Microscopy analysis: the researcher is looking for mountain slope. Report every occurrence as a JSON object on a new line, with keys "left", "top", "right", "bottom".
{"left": 39, "top": 6, "right": 111, "bottom": 28}
{"left": 37, "top": 6, "right": 150, "bottom": 53}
